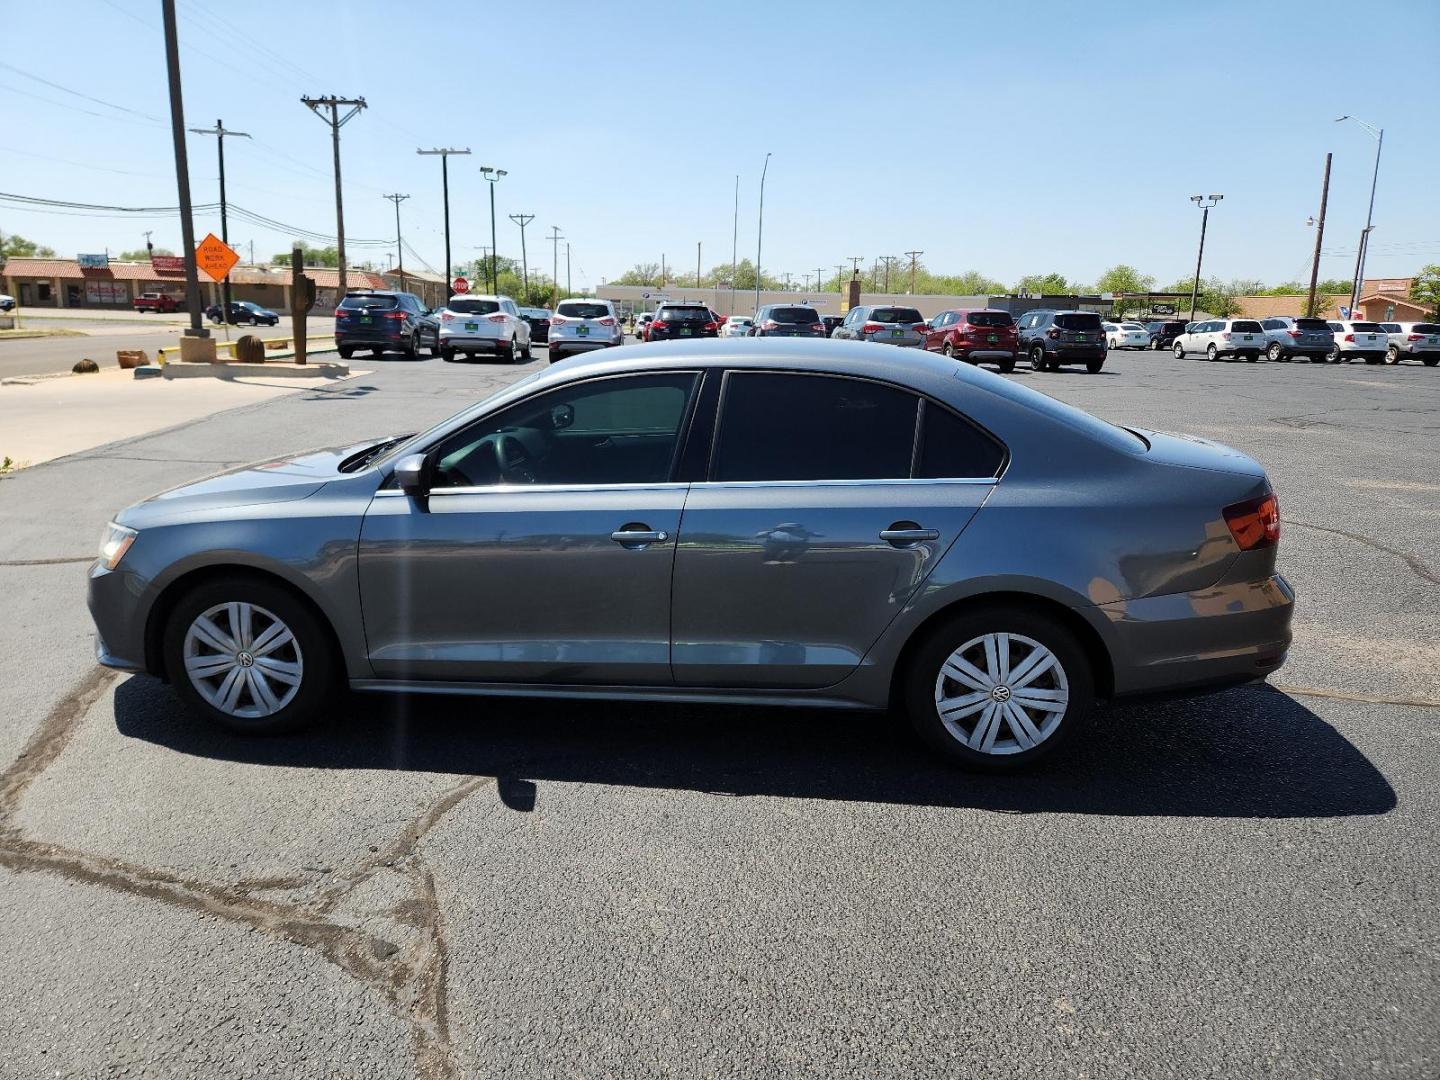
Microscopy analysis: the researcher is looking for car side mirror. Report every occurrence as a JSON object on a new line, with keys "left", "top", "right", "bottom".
{"left": 550, "top": 404, "right": 575, "bottom": 430}
{"left": 393, "top": 453, "right": 429, "bottom": 496}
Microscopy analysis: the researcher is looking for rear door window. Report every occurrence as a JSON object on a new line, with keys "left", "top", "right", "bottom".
{"left": 447, "top": 298, "right": 501, "bottom": 315}
{"left": 870, "top": 307, "right": 924, "bottom": 324}
{"left": 916, "top": 403, "right": 1005, "bottom": 479}
{"left": 712, "top": 373, "right": 919, "bottom": 482}
{"left": 1054, "top": 313, "right": 1102, "bottom": 331}
{"left": 1412, "top": 324, "right": 1440, "bottom": 334}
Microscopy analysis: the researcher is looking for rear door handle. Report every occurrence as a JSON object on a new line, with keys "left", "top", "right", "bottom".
{"left": 879, "top": 527, "right": 939, "bottom": 545}
{"left": 611, "top": 527, "right": 668, "bottom": 546}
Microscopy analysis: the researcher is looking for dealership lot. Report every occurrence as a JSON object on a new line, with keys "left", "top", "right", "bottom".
{"left": 0, "top": 347, "right": 1435, "bottom": 1078}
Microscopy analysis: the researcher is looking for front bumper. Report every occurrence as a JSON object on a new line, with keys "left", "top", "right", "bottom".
{"left": 1102, "top": 573, "right": 1294, "bottom": 697}
{"left": 88, "top": 564, "right": 150, "bottom": 674}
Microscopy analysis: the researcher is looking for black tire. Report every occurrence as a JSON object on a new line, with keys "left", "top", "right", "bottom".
{"left": 1206, "top": 343, "right": 1219, "bottom": 362}
{"left": 902, "top": 605, "right": 1094, "bottom": 772}
{"left": 1086, "top": 358, "right": 1104, "bottom": 374}
{"left": 441, "top": 345, "right": 456, "bottom": 362}
{"left": 509, "top": 337, "right": 521, "bottom": 364}
{"left": 1326, "top": 345, "right": 1341, "bottom": 363}
{"left": 1244, "top": 352, "right": 1258, "bottom": 363}
{"left": 1267, "top": 342, "right": 1285, "bottom": 363}
{"left": 1029, "top": 344, "right": 1047, "bottom": 371}
{"left": 1423, "top": 356, "right": 1439, "bottom": 367}
{"left": 1385, "top": 344, "right": 1400, "bottom": 365}
{"left": 522, "top": 337, "right": 533, "bottom": 361}
{"left": 997, "top": 354, "right": 1016, "bottom": 374}
{"left": 1364, "top": 354, "right": 1383, "bottom": 365}
{"left": 548, "top": 347, "right": 562, "bottom": 364}
{"left": 1310, "top": 353, "right": 1327, "bottom": 364}
{"left": 1173, "top": 342, "right": 1186, "bottom": 359}
{"left": 249, "top": 316, "right": 260, "bottom": 326}
{"left": 427, "top": 332, "right": 440, "bottom": 357}
{"left": 337, "top": 345, "right": 354, "bottom": 359}
{"left": 162, "top": 575, "right": 337, "bottom": 735}
{"left": 1149, "top": 337, "right": 1160, "bottom": 350}
{"left": 404, "top": 332, "right": 419, "bottom": 360}
{"left": 942, "top": 343, "right": 954, "bottom": 359}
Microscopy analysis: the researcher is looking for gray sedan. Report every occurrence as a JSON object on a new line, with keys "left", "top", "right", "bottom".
{"left": 88, "top": 340, "right": 1294, "bottom": 771}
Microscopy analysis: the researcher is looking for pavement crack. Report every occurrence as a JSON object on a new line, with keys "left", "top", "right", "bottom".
{"left": 1287, "top": 518, "right": 1439, "bottom": 586}
{"left": 1271, "top": 683, "right": 1440, "bottom": 710}
{"left": 0, "top": 669, "right": 492, "bottom": 1079}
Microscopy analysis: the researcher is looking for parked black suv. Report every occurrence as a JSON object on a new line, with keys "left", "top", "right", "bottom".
{"left": 334, "top": 290, "right": 432, "bottom": 358}
{"left": 1144, "top": 320, "right": 1187, "bottom": 350}
{"left": 751, "top": 304, "right": 827, "bottom": 337}
{"left": 1016, "top": 310, "right": 1107, "bottom": 372}
{"left": 647, "top": 303, "right": 718, "bottom": 341}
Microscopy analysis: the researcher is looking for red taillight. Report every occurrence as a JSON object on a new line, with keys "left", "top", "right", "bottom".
{"left": 1221, "top": 332, "right": 1233, "bottom": 340}
{"left": 598, "top": 316, "right": 616, "bottom": 326}
{"left": 440, "top": 311, "right": 454, "bottom": 322}
{"left": 551, "top": 314, "right": 567, "bottom": 325}
{"left": 761, "top": 320, "right": 779, "bottom": 330}
{"left": 809, "top": 323, "right": 823, "bottom": 333}
{"left": 1344, "top": 333, "right": 1354, "bottom": 342}
{"left": 1408, "top": 333, "right": 1423, "bottom": 341}
{"left": 1287, "top": 330, "right": 1301, "bottom": 338}
{"left": 1223, "top": 493, "right": 1280, "bottom": 550}
{"left": 913, "top": 322, "right": 927, "bottom": 332}
{"left": 862, "top": 322, "right": 884, "bottom": 334}
{"left": 383, "top": 311, "right": 407, "bottom": 321}
{"left": 651, "top": 320, "right": 668, "bottom": 331}
{"left": 703, "top": 321, "right": 718, "bottom": 331}
{"left": 487, "top": 314, "right": 507, "bottom": 323}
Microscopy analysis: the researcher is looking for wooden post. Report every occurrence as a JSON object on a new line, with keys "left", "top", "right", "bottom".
{"left": 290, "top": 247, "right": 316, "bottom": 365}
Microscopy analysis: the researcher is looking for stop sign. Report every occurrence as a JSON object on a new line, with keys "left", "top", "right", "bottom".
{"left": 451, "top": 276, "right": 469, "bottom": 294}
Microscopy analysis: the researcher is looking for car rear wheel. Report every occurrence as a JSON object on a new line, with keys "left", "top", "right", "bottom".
{"left": 1086, "top": 358, "right": 1104, "bottom": 374}
{"left": 1173, "top": 342, "right": 1186, "bottom": 359}
{"left": 337, "top": 345, "right": 354, "bottom": 359}
{"left": 1364, "top": 353, "right": 1383, "bottom": 365}
{"left": 163, "top": 577, "right": 337, "bottom": 735}
{"left": 508, "top": 337, "right": 521, "bottom": 364}
{"left": 1267, "top": 342, "right": 1285, "bottom": 362}
{"left": 522, "top": 337, "right": 533, "bottom": 360}
{"left": 942, "top": 343, "right": 954, "bottom": 359}
{"left": 1029, "top": 344, "right": 1047, "bottom": 371}
{"left": 404, "top": 332, "right": 419, "bottom": 360}
{"left": 1206, "top": 343, "right": 1219, "bottom": 361}
{"left": 1423, "top": 356, "right": 1439, "bottom": 367}
{"left": 1326, "top": 345, "right": 1342, "bottom": 363}
{"left": 997, "top": 354, "right": 1016, "bottom": 374}
{"left": 903, "top": 607, "right": 1093, "bottom": 772}
{"left": 1385, "top": 344, "right": 1400, "bottom": 364}
{"left": 441, "top": 345, "right": 456, "bottom": 362}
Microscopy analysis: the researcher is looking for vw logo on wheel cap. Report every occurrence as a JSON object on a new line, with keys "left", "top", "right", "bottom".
{"left": 990, "top": 685, "right": 1012, "bottom": 703}
{"left": 235, "top": 651, "right": 255, "bottom": 668}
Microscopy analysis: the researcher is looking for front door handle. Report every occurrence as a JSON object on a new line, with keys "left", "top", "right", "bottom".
{"left": 879, "top": 527, "right": 939, "bottom": 545}
{"left": 611, "top": 526, "right": 668, "bottom": 546}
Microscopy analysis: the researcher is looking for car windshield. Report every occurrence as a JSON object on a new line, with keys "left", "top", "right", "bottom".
{"left": 769, "top": 307, "right": 821, "bottom": 324}
{"left": 446, "top": 298, "right": 501, "bottom": 315}
{"left": 1054, "top": 313, "right": 1102, "bottom": 330}
{"left": 870, "top": 307, "right": 923, "bottom": 324}
{"left": 339, "top": 294, "right": 397, "bottom": 310}
{"left": 657, "top": 307, "right": 710, "bottom": 321}
{"left": 557, "top": 302, "right": 610, "bottom": 319}
{"left": 965, "top": 312, "right": 1012, "bottom": 327}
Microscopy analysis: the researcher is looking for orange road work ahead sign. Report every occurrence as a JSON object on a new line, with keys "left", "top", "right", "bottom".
{"left": 195, "top": 233, "right": 240, "bottom": 282}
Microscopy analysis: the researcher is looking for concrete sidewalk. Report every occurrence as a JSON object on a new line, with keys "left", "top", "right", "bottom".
{"left": 0, "top": 365, "right": 367, "bottom": 469}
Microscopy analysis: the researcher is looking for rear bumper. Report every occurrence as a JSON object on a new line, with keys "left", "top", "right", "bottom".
{"left": 954, "top": 348, "right": 1016, "bottom": 360}
{"left": 1102, "top": 573, "right": 1294, "bottom": 697}
{"left": 1046, "top": 346, "right": 1106, "bottom": 361}
{"left": 550, "top": 338, "right": 621, "bottom": 355}
{"left": 650, "top": 331, "right": 718, "bottom": 341}
{"left": 439, "top": 332, "right": 508, "bottom": 352}
{"left": 336, "top": 331, "right": 404, "bottom": 347}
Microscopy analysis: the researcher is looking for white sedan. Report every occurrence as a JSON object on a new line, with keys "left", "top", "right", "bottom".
{"left": 721, "top": 316, "right": 754, "bottom": 337}
{"left": 1103, "top": 322, "right": 1150, "bottom": 350}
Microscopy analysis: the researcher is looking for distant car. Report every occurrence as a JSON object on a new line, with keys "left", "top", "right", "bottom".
{"left": 1172, "top": 318, "right": 1265, "bottom": 362}
{"left": 1144, "top": 320, "right": 1189, "bottom": 350}
{"left": 721, "top": 316, "right": 754, "bottom": 337}
{"left": 922, "top": 309, "right": 1018, "bottom": 373}
{"left": 750, "top": 304, "right": 827, "bottom": 337}
{"left": 1378, "top": 321, "right": 1440, "bottom": 366}
{"left": 205, "top": 300, "right": 279, "bottom": 327}
{"left": 634, "top": 313, "right": 654, "bottom": 340}
{"left": 334, "top": 290, "right": 434, "bottom": 359}
{"left": 0, "top": 293, "right": 16, "bottom": 311}
{"left": 647, "top": 303, "right": 719, "bottom": 342}
{"left": 1103, "top": 322, "right": 1149, "bottom": 350}
{"left": 519, "top": 307, "right": 552, "bottom": 344}
{"left": 436, "top": 293, "right": 532, "bottom": 363}
{"left": 1015, "top": 310, "right": 1107, "bottom": 372}
{"left": 821, "top": 315, "right": 844, "bottom": 337}
{"left": 831, "top": 305, "right": 928, "bottom": 348}
{"left": 133, "top": 292, "right": 179, "bottom": 314}
{"left": 548, "top": 298, "right": 623, "bottom": 362}
{"left": 1257, "top": 316, "right": 1333, "bottom": 363}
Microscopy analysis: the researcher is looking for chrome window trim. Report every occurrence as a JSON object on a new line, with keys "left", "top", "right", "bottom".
{"left": 690, "top": 477, "right": 999, "bottom": 490}
{"left": 375, "top": 482, "right": 691, "bottom": 498}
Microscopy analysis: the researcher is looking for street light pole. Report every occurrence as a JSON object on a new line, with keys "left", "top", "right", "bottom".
{"left": 1336, "top": 116, "right": 1383, "bottom": 314}
{"left": 730, "top": 174, "right": 739, "bottom": 315}
{"left": 548, "top": 226, "right": 564, "bottom": 307}
{"left": 188, "top": 119, "right": 250, "bottom": 328}
{"left": 417, "top": 148, "right": 470, "bottom": 287}
{"left": 755, "top": 151, "right": 771, "bottom": 312}
{"left": 509, "top": 213, "right": 534, "bottom": 303}
{"left": 479, "top": 166, "right": 506, "bottom": 294}
{"left": 1187, "top": 194, "right": 1223, "bottom": 321}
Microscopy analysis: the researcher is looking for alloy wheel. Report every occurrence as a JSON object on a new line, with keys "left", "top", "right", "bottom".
{"left": 932, "top": 632, "right": 1068, "bottom": 755}
{"left": 182, "top": 602, "right": 304, "bottom": 719}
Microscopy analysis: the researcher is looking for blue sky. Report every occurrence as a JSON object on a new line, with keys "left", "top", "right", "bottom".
{"left": 2, "top": 0, "right": 1437, "bottom": 290}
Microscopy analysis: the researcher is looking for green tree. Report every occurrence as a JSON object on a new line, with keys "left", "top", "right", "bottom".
{"left": 116, "top": 247, "right": 174, "bottom": 261}
{"left": 1014, "top": 272, "right": 1074, "bottom": 295}
{"left": 1, "top": 233, "right": 57, "bottom": 258}
{"left": 273, "top": 244, "right": 339, "bottom": 267}
{"left": 1410, "top": 265, "right": 1440, "bottom": 319}
{"left": 1095, "top": 265, "right": 1156, "bottom": 317}
{"left": 613, "top": 262, "right": 662, "bottom": 286}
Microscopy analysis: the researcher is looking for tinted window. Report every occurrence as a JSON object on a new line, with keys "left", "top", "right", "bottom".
{"left": 431, "top": 373, "right": 698, "bottom": 488}
{"left": 770, "top": 306, "right": 822, "bottom": 323}
{"left": 1232, "top": 321, "right": 1262, "bottom": 332}
{"left": 339, "top": 294, "right": 397, "bottom": 310}
{"left": 1379, "top": 323, "right": 1402, "bottom": 332}
{"left": 1293, "top": 318, "right": 1328, "bottom": 331}
{"left": 1413, "top": 324, "right": 1440, "bottom": 334}
{"left": 1327, "top": 322, "right": 1343, "bottom": 331}
{"left": 557, "top": 301, "right": 610, "bottom": 319}
{"left": 657, "top": 306, "right": 711, "bottom": 321}
{"left": 916, "top": 403, "right": 1005, "bottom": 479}
{"left": 1054, "top": 313, "right": 1102, "bottom": 330}
{"left": 1352, "top": 322, "right": 1383, "bottom": 332}
{"left": 713, "top": 373, "right": 918, "bottom": 482}
{"left": 966, "top": 311, "right": 1013, "bottom": 327}
{"left": 870, "top": 307, "right": 924, "bottom": 324}
{"left": 447, "top": 298, "right": 501, "bottom": 315}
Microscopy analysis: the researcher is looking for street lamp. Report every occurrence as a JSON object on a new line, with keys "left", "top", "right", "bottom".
{"left": 755, "top": 152, "right": 771, "bottom": 312}
{"left": 479, "top": 166, "right": 506, "bottom": 294}
{"left": 1187, "top": 194, "right": 1223, "bottom": 321}
{"left": 1335, "top": 115, "right": 1383, "bottom": 315}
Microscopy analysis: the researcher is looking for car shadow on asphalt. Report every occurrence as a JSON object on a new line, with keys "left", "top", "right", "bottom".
{"left": 112, "top": 678, "right": 1395, "bottom": 819}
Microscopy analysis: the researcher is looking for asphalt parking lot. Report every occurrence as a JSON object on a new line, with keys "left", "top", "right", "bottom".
{"left": 0, "top": 345, "right": 1435, "bottom": 1079}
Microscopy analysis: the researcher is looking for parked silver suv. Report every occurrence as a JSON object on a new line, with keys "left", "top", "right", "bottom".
{"left": 548, "top": 298, "right": 623, "bottom": 363}
{"left": 831, "top": 304, "right": 927, "bottom": 347}
{"left": 436, "top": 294, "right": 532, "bottom": 363}
{"left": 1258, "top": 316, "right": 1334, "bottom": 363}
{"left": 1378, "top": 321, "right": 1440, "bottom": 366}
{"left": 1172, "top": 319, "right": 1265, "bottom": 362}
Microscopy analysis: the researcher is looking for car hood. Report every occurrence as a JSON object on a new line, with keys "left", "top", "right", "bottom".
{"left": 116, "top": 436, "right": 399, "bottom": 526}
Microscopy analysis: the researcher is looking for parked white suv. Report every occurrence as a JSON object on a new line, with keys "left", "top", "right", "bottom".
{"left": 1324, "top": 320, "right": 1388, "bottom": 364}
{"left": 1378, "top": 321, "right": 1440, "bottom": 366}
{"left": 547, "top": 298, "right": 623, "bottom": 363}
{"left": 1172, "top": 318, "right": 1265, "bottom": 362}
{"left": 436, "top": 294, "right": 531, "bottom": 363}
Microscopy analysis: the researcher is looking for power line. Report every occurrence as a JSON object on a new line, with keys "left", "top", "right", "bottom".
{"left": 0, "top": 60, "right": 164, "bottom": 121}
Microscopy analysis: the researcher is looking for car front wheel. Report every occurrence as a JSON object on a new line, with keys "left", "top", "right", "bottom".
{"left": 163, "top": 577, "right": 336, "bottom": 735}
{"left": 1267, "top": 342, "right": 1285, "bottom": 362}
{"left": 903, "top": 607, "right": 1093, "bottom": 771}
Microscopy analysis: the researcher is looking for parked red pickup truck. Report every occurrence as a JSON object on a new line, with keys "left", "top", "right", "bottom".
{"left": 133, "top": 292, "right": 180, "bottom": 313}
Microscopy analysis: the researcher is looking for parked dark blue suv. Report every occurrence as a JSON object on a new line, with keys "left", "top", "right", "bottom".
{"left": 333, "top": 290, "right": 431, "bottom": 358}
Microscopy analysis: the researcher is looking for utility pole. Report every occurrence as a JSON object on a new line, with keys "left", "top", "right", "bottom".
{"left": 755, "top": 151, "right": 771, "bottom": 312}
{"left": 143, "top": 230, "right": 154, "bottom": 257}
{"left": 696, "top": 241, "right": 701, "bottom": 292}
{"left": 815, "top": 268, "right": 825, "bottom": 297}
{"left": 835, "top": 264, "right": 847, "bottom": 300}
{"left": 730, "top": 174, "right": 739, "bottom": 315}
{"left": 1306, "top": 153, "right": 1332, "bottom": 319}
{"left": 479, "top": 166, "right": 506, "bottom": 295}
{"left": 382, "top": 193, "right": 409, "bottom": 288}
{"left": 801, "top": 272, "right": 813, "bottom": 292}
{"left": 1187, "top": 194, "right": 1223, "bottom": 321}
{"left": 548, "top": 226, "right": 564, "bottom": 307}
{"left": 161, "top": 0, "right": 206, "bottom": 342}
{"left": 880, "top": 255, "right": 899, "bottom": 293}
{"left": 565, "top": 242, "right": 571, "bottom": 298}
{"left": 661, "top": 253, "right": 666, "bottom": 287}
{"left": 904, "top": 250, "right": 923, "bottom": 294}
{"left": 301, "top": 94, "right": 366, "bottom": 297}
{"left": 509, "top": 213, "right": 534, "bottom": 302}
{"left": 848, "top": 256, "right": 864, "bottom": 278}
{"left": 417, "top": 147, "right": 470, "bottom": 286}
{"left": 187, "top": 119, "right": 251, "bottom": 326}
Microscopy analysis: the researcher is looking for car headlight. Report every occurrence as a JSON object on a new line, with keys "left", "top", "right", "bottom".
{"left": 98, "top": 522, "right": 137, "bottom": 570}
